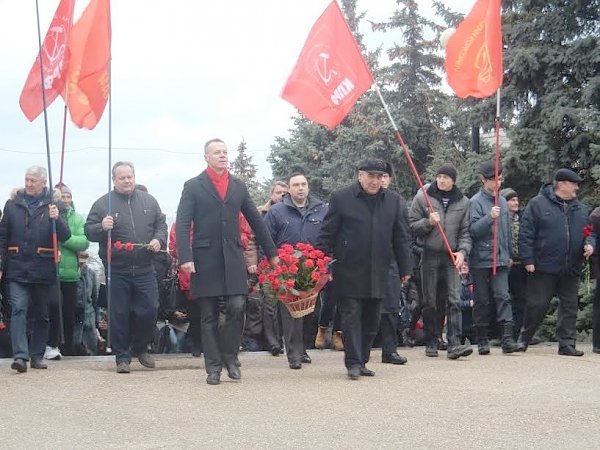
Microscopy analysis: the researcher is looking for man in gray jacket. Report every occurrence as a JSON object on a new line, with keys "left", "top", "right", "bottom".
{"left": 469, "top": 161, "right": 519, "bottom": 355}
{"left": 409, "top": 163, "right": 473, "bottom": 359}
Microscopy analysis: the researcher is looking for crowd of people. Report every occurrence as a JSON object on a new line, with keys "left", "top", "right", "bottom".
{"left": 1, "top": 141, "right": 599, "bottom": 384}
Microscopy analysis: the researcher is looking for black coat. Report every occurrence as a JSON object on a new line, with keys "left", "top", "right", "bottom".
{"left": 0, "top": 189, "right": 70, "bottom": 284}
{"left": 176, "top": 171, "right": 277, "bottom": 298}
{"left": 85, "top": 189, "right": 168, "bottom": 275}
{"left": 316, "top": 182, "right": 412, "bottom": 299}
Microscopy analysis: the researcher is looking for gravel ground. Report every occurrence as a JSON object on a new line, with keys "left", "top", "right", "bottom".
{"left": 1, "top": 343, "right": 599, "bottom": 449}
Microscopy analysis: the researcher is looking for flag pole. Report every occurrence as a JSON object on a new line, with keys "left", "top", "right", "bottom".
{"left": 375, "top": 84, "right": 459, "bottom": 271}
{"left": 106, "top": 55, "right": 113, "bottom": 349}
{"left": 492, "top": 88, "right": 501, "bottom": 276}
{"left": 34, "top": 0, "right": 64, "bottom": 345}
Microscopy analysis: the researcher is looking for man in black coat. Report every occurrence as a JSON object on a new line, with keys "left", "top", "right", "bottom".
{"left": 86, "top": 162, "right": 168, "bottom": 373}
{"left": 0, "top": 165, "right": 71, "bottom": 373}
{"left": 316, "top": 158, "right": 412, "bottom": 380}
{"left": 176, "top": 138, "right": 278, "bottom": 385}
{"left": 518, "top": 168, "right": 594, "bottom": 356}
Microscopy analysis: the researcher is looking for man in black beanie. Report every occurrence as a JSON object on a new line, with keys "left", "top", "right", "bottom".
{"left": 409, "top": 163, "right": 473, "bottom": 360}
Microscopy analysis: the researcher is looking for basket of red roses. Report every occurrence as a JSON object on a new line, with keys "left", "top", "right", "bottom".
{"left": 257, "top": 242, "right": 331, "bottom": 318}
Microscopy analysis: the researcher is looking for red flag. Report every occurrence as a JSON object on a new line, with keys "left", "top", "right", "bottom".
{"left": 445, "top": 0, "right": 503, "bottom": 99}
{"left": 63, "top": 0, "right": 111, "bottom": 129}
{"left": 19, "top": 0, "right": 75, "bottom": 121}
{"left": 281, "top": 1, "right": 373, "bottom": 129}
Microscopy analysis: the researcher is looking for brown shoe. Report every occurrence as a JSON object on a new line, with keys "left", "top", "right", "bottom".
{"left": 314, "top": 326, "right": 327, "bottom": 349}
{"left": 332, "top": 331, "right": 344, "bottom": 351}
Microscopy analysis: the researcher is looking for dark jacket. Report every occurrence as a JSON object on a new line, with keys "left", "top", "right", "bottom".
{"left": 175, "top": 171, "right": 277, "bottom": 298}
{"left": 85, "top": 188, "right": 168, "bottom": 275}
{"left": 589, "top": 207, "right": 600, "bottom": 279}
{"left": 520, "top": 184, "right": 591, "bottom": 276}
{"left": 0, "top": 188, "right": 71, "bottom": 284}
{"left": 264, "top": 194, "right": 328, "bottom": 247}
{"left": 469, "top": 188, "right": 511, "bottom": 269}
{"left": 409, "top": 183, "right": 471, "bottom": 257}
{"left": 316, "top": 182, "right": 412, "bottom": 299}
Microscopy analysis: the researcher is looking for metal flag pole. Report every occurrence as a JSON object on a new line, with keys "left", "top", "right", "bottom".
{"left": 106, "top": 55, "right": 113, "bottom": 349}
{"left": 492, "top": 88, "right": 501, "bottom": 276}
{"left": 34, "top": 0, "right": 64, "bottom": 345}
{"left": 374, "top": 84, "right": 459, "bottom": 271}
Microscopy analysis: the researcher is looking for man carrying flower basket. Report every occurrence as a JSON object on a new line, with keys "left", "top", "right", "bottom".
{"left": 316, "top": 158, "right": 413, "bottom": 380}
{"left": 263, "top": 173, "right": 328, "bottom": 369}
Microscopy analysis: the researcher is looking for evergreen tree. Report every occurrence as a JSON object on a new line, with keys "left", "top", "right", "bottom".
{"left": 229, "top": 140, "right": 260, "bottom": 201}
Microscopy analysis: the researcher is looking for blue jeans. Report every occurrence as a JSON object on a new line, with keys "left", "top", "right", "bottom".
{"left": 110, "top": 272, "right": 158, "bottom": 364}
{"left": 9, "top": 281, "right": 51, "bottom": 361}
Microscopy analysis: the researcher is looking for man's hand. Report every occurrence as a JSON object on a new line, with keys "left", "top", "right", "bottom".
{"left": 247, "top": 264, "right": 257, "bottom": 274}
{"left": 0, "top": 270, "right": 3, "bottom": 280}
{"left": 428, "top": 211, "right": 440, "bottom": 226}
{"left": 584, "top": 244, "right": 594, "bottom": 259}
{"left": 525, "top": 264, "right": 535, "bottom": 273}
{"left": 269, "top": 256, "right": 280, "bottom": 266}
{"left": 401, "top": 274, "right": 411, "bottom": 284}
{"left": 101, "top": 215, "right": 114, "bottom": 231}
{"left": 490, "top": 206, "right": 500, "bottom": 219}
{"left": 452, "top": 251, "right": 464, "bottom": 268}
{"left": 147, "top": 239, "right": 161, "bottom": 252}
{"left": 48, "top": 204, "right": 59, "bottom": 219}
{"left": 180, "top": 261, "right": 195, "bottom": 274}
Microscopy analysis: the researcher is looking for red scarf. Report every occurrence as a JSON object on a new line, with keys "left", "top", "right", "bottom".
{"left": 206, "top": 166, "right": 229, "bottom": 200}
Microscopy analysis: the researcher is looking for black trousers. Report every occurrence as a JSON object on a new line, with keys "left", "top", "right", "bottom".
{"left": 340, "top": 297, "right": 382, "bottom": 369}
{"left": 279, "top": 303, "right": 304, "bottom": 363}
{"left": 380, "top": 312, "right": 398, "bottom": 356}
{"left": 48, "top": 281, "right": 77, "bottom": 350}
{"left": 262, "top": 293, "right": 282, "bottom": 349}
{"left": 521, "top": 272, "right": 579, "bottom": 348}
{"left": 185, "top": 298, "right": 203, "bottom": 353}
{"left": 508, "top": 264, "right": 528, "bottom": 338}
{"left": 198, "top": 295, "right": 245, "bottom": 374}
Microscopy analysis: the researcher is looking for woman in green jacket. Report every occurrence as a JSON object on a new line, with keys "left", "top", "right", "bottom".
{"left": 46, "top": 184, "right": 89, "bottom": 359}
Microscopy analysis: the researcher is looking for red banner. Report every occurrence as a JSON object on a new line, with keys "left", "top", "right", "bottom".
{"left": 19, "top": 0, "right": 75, "bottom": 121}
{"left": 445, "top": 0, "right": 503, "bottom": 99}
{"left": 63, "top": 0, "right": 111, "bottom": 129}
{"left": 281, "top": 1, "right": 373, "bottom": 129}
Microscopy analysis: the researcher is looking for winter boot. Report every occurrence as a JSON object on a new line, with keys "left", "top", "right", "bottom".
{"left": 501, "top": 322, "right": 520, "bottom": 353}
{"left": 332, "top": 331, "right": 344, "bottom": 351}
{"left": 476, "top": 326, "right": 490, "bottom": 355}
{"left": 315, "top": 326, "right": 328, "bottom": 349}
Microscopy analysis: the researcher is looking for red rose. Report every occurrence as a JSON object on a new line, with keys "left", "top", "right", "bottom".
{"left": 0, "top": 322, "right": 6, "bottom": 330}
{"left": 258, "top": 274, "right": 267, "bottom": 283}
{"left": 304, "top": 259, "right": 315, "bottom": 269}
{"left": 285, "top": 279, "right": 295, "bottom": 289}
{"left": 114, "top": 240, "right": 123, "bottom": 250}
{"left": 288, "top": 265, "right": 299, "bottom": 274}
{"left": 311, "top": 271, "right": 321, "bottom": 281}
{"left": 124, "top": 242, "right": 134, "bottom": 252}
{"left": 583, "top": 224, "right": 593, "bottom": 238}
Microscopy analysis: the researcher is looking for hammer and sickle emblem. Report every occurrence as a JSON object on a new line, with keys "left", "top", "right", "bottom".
{"left": 315, "top": 52, "right": 338, "bottom": 85}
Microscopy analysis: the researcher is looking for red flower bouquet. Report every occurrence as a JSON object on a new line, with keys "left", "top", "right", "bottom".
{"left": 258, "top": 243, "right": 332, "bottom": 318}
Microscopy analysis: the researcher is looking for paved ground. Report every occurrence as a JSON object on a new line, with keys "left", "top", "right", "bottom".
{"left": 1, "top": 343, "right": 599, "bottom": 449}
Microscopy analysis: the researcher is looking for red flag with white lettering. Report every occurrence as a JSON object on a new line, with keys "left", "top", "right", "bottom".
{"left": 281, "top": 1, "right": 373, "bottom": 129}
{"left": 19, "top": 0, "right": 75, "bottom": 121}
{"left": 445, "top": 0, "right": 503, "bottom": 99}
{"left": 63, "top": 0, "right": 111, "bottom": 130}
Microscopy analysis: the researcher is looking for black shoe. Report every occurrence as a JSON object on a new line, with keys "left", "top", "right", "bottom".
{"left": 234, "top": 356, "right": 242, "bottom": 367}
{"left": 226, "top": 364, "right": 241, "bottom": 380}
{"left": 116, "top": 362, "right": 130, "bottom": 374}
{"left": 137, "top": 352, "right": 155, "bottom": 368}
{"left": 289, "top": 361, "right": 302, "bottom": 370}
{"left": 191, "top": 350, "right": 202, "bottom": 357}
{"left": 300, "top": 353, "right": 312, "bottom": 364}
{"left": 447, "top": 345, "right": 473, "bottom": 360}
{"left": 359, "top": 367, "right": 375, "bottom": 377}
{"left": 347, "top": 366, "right": 361, "bottom": 380}
{"left": 206, "top": 372, "right": 221, "bottom": 385}
{"left": 30, "top": 358, "right": 48, "bottom": 369}
{"left": 437, "top": 338, "right": 448, "bottom": 351}
{"left": 11, "top": 358, "right": 27, "bottom": 373}
{"left": 382, "top": 353, "right": 408, "bottom": 365}
{"left": 593, "top": 347, "right": 600, "bottom": 354}
{"left": 269, "top": 345, "right": 282, "bottom": 356}
{"left": 558, "top": 345, "right": 584, "bottom": 357}
{"left": 425, "top": 344, "right": 438, "bottom": 357}
{"left": 478, "top": 340, "right": 490, "bottom": 355}
{"left": 529, "top": 335, "right": 542, "bottom": 345}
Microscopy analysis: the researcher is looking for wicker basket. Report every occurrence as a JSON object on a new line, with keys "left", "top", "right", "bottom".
{"left": 280, "top": 291, "right": 319, "bottom": 319}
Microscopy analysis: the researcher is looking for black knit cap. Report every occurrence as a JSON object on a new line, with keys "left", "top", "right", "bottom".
{"left": 479, "top": 160, "right": 502, "bottom": 179}
{"left": 436, "top": 164, "right": 457, "bottom": 182}
{"left": 357, "top": 158, "right": 387, "bottom": 174}
{"left": 500, "top": 188, "right": 518, "bottom": 201}
{"left": 554, "top": 168, "right": 583, "bottom": 183}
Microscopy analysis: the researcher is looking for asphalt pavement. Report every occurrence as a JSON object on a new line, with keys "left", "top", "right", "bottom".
{"left": 1, "top": 343, "right": 599, "bottom": 449}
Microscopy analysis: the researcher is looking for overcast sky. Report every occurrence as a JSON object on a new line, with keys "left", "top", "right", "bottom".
{"left": 0, "top": 0, "right": 472, "bottom": 219}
